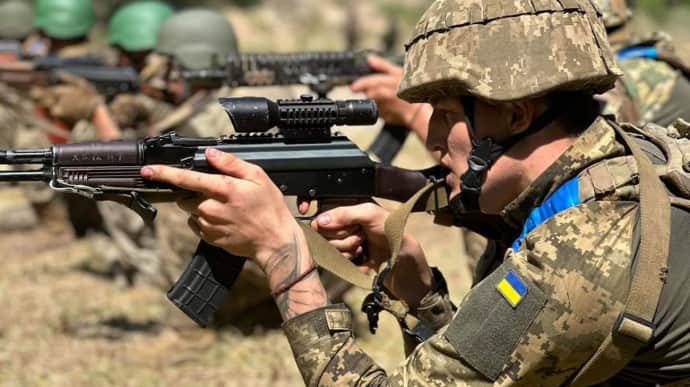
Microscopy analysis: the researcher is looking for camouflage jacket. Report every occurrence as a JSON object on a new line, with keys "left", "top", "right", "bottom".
{"left": 282, "top": 117, "right": 690, "bottom": 386}
{"left": 601, "top": 33, "right": 690, "bottom": 127}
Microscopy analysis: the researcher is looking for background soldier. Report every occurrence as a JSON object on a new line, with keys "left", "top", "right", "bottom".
{"left": 144, "top": 0, "right": 690, "bottom": 384}
{"left": 107, "top": 0, "right": 174, "bottom": 73}
{"left": 597, "top": 0, "right": 690, "bottom": 126}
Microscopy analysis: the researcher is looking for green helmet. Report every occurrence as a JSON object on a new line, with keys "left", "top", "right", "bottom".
{"left": 34, "top": 0, "right": 95, "bottom": 40}
{"left": 156, "top": 8, "right": 238, "bottom": 70}
{"left": 0, "top": 1, "right": 34, "bottom": 39}
{"left": 398, "top": 0, "right": 622, "bottom": 103}
{"left": 593, "top": 0, "right": 632, "bottom": 30}
{"left": 108, "top": 1, "right": 173, "bottom": 52}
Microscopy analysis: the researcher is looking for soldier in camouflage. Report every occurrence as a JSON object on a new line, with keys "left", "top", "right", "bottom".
{"left": 29, "top": 0, "right": 120, "bottom": 143}
{"left": 143, "top": 0, "right": 690, "bottom": 384}
{"left": 596, "top": 0, "right": 690, "bottom": 126}
{"left": 107, "top": 1, "right": 173, "bottom": 73}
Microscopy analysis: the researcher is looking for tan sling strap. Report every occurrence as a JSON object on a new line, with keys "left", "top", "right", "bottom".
{"left": 298, "top": 181, "right": 448, "bottom": 291}
{"left": 570, "top": 124, "right": 672, "bottom": 386}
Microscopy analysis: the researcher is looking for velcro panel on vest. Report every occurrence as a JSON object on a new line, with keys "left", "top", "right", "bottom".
{"left": 444, "top": 263, "right": 546, "bottom": 381}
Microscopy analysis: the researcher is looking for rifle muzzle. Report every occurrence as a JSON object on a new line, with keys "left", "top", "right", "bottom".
{"left": 0, "top": 148, "right": 52, "bottom": 164}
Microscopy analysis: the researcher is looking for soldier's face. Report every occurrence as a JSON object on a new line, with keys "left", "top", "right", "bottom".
{"left": 428, "top": 96, "right": 524, "bottom": 214}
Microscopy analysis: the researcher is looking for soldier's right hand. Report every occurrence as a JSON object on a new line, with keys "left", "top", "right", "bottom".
{"left": 351, "top": 55, "right": 421, "bottom": 128}
{"left": 312, "top": 204, "right": 434, "bottom": 307}
{"left": 312, "top": 203, "right": 390, "bottom": 271}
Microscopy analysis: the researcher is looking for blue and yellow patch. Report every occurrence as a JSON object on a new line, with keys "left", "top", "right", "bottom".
{"left": 496, "top": 271, "right": 528, "bottom": 308}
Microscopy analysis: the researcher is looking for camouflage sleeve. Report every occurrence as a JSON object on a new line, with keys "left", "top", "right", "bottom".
{"left": 283, "top": 201, "right": 638, "bottom": 386}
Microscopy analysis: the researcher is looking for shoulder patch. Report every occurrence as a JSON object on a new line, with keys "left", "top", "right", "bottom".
{"left": 444, "top": 264, "right": 546, "bottom": 381}
{"left": 496, "top": 271, "right": 528, "bottom": 308}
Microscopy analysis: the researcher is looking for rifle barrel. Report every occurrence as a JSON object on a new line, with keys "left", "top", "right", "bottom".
{"left": 0, "top": 148, "right": 53, "bottom": 164}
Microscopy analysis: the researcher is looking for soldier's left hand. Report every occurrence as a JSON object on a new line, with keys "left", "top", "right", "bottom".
{"left": 140, "top": 149, "right": 302, "bottom": 267}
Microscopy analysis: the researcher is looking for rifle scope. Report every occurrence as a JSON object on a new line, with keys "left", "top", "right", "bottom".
{"left": 220, "top": 95, "right": 378, "bottom": 133}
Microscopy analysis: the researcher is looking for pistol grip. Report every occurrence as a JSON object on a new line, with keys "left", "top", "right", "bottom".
{"left": 167, "top": 241, "right": 246, "bottom": 327}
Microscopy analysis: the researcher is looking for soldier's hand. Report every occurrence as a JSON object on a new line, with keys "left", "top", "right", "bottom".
{"left": 31, "top": 71, "right": 103, "bottom": 125}
{"left": 140, "top": 148, "right": 302, "bottom": 269}
{"left": 351, "top": 55, "right": 420, "bottom": 127}
{"left": 313, "top": 204, "right": 433, "bottom": 307}
{"left": 110, "top": 94, "right": 148, "bottom": 129}
{"left": 311, "top": 203, "right": 390, "bottom": 271}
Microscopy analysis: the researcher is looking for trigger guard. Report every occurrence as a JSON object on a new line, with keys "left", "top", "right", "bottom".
{"left": 93, "top": 191, "right": 158, "bottom": 224}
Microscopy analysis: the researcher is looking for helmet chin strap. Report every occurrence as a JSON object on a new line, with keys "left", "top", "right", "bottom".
{"left": 450, "top": 97, "right": 564, "bottom": 235}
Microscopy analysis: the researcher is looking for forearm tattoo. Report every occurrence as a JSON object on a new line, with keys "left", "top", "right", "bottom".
{"left": 264, "top": 232, "right": 327, "bottom": 320}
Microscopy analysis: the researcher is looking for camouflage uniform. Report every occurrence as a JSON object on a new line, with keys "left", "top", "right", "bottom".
{"left": 608, "top": 34, "right": 690, "bottom": 127}
{"left": 595, "top": 0, "right": 690, "bottom": 127}
{"left": 281, "top": 1, "right": 690, "bottom": 385}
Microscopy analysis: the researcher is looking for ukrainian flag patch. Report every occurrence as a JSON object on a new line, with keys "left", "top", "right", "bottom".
{"left": 496, "top": 271, "right": 528, "bottom": 308}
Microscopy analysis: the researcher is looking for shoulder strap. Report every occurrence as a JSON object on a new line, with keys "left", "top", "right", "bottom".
{"left": 570, "top": 123, "right": 671, "bottom": 386}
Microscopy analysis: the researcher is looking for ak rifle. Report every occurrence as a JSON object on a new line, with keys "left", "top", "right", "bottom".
{"left": 0, "top": 96, "right": 446, "bottom": 327}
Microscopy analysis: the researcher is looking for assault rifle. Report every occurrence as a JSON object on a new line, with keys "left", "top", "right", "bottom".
{"left": 0, "top": 55, "right": 139, "bottom": 98}
{"left": 0, "top": 96, "right": 446, "bottom": 327}
{"left": 184, "top": 51, "right": 409, "bottom": 164}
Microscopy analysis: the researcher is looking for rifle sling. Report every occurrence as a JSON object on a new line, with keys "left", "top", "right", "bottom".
{"left": 571, "top": 124, "right": 671, "bottom": 385}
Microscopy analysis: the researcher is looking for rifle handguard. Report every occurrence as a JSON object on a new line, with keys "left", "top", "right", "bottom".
{"left": 167, "top": 241, "right": 246, "bottom": 327}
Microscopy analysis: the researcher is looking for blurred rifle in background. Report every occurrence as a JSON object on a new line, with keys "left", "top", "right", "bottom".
{"left": 184, "top": 50, "right": 409, "bottom": 164}
{"left": 0, "top": 55, "right": 139, "bottom": 99}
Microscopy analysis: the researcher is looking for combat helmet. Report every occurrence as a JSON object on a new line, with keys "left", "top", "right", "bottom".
{"left": 398, "top": 0, "right": 623, "bottom": 231}
{"left": 109, "top": 1, "right": 174, "bottom": 52}
{"left": 34, "top": 0, "right": 95, "bottom": 40}
{"left": 399, "top": 0, "right": 621, "bottom": 103}
{"left": 0, "top": 0, "right": 34, "bottom": 39}
{"left": 156, "top": 8, "right": 238, "bottom": 70}
{"left": 593, "top": 0, "right": 632, "bottom": 31}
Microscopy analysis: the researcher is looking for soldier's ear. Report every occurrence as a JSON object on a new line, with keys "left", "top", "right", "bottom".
{"left": 508, "top": 100, "right": 537, "bottom": 135}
